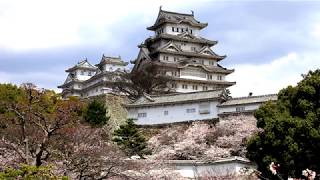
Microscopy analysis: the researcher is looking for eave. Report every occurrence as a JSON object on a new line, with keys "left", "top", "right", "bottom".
{"left": 65, "top": 66, "right": 97, "bottom": 73}
{"left": 147, "top": 21, "right": 208, "bottom": 31}
{"left": 153, "top": 62, "right": 234, "bottom": 74}
{"left": 172, "top": 77, "right": 236, "bottom": 86}
{"left": 146, "top": 34, "right": 217, "bottom": 47}
{"left": 151, "top": 49, "right": 226, "bottom": 61}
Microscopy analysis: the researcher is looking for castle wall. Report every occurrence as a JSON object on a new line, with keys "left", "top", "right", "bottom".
{"left": 128, "top": 100, "right": 219, "bottom": 125}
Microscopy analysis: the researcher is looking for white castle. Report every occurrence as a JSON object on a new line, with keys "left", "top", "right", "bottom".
{"left": 131, "top": 8, "right": 235, "bottom": 93}
{"left": 58, "top": 8, "right": 277, "bottom": 125}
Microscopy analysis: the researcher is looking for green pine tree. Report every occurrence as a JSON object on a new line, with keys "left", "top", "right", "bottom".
{"left": 113, "top": 119, "right": 150, "bottom": 157}
{"left": 84, "top": 100, "right": 109, "bottom": 127}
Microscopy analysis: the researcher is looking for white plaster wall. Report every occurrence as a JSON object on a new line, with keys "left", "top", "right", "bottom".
{"left": 173, "top": 82, "right": 212, "bottom": 93}
{"left": 128, "top": 101, "right": 219, "bottom": 125}
{"left": 75, "top": 69, "right": 95, "bottom": 81}
{"left": 176, "top": 162, "right": 255, "bottom": 178}
{"left": 180, "top": 75, "right": 207, "bottom": 81}
{"left": 161, "top": 24, "right": 201, "bottom": 36}
{"left": 159, "top": 54, "right": 184, "bottom": 63}
{"left": 104, "top": 64, "right": 126, "bottom": 72}
{"left": 218, "top": 103, "right": 261, "bottom": 114}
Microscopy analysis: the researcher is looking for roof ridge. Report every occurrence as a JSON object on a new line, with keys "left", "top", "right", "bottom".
{"left": 160, "top": 9, "right": 194, "bottom": 17}
{"left": 230, "top": 94, "right": 278, "bottom": 100}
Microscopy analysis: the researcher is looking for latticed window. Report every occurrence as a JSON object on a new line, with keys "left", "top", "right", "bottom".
{"left": 138, "top": 113, "right": 147, "bottom": 118}
{"left": 203, "top": 86, "right": 208, "bottom": 91}
{"left": 182, "top": 84, "right": 188, "bottom": 89}
{"left": 236, "top": 107, "right": 245, "bottom": 112}
{"left": 186, "top": 108, "right": 196, "bottom": 113}
{"left": 199, "top": 103, "right": 210, "bottom": 114}
{"left": 192, "top": 85, "right": 198, "bottom": 90}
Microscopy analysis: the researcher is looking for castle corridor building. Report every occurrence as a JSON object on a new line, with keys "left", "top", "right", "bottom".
{"left": 131, "top": 8, "right": 235, "bottom": 93}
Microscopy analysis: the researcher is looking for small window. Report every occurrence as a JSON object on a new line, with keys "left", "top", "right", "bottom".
{"left": 164, "top": 111, "right": 168, "bottom": 115}
{"left": 182, "top": 84, "right": 188, "bottom": 89}
{"left": 191, "top": 47, "right": 197, "bottom": 52}
{"left": 138, "top": 113, "right": 147, "bottom": 118}
{"left": 186, "top": 108, "right": 196, "bottom": 113}
{"left": 172, "top": 27, "right": 174, "bottom": 32}
{"left": 200, "top": 60, "right": 204, "bottom": 64}
{"left": 192, "top": 85, "right": 198, "bottom": 90}
{"left": 176, "top": 27, "right": 179, "bottom": 32}
{"left": 181, "top": 28, "right": 184, "bottom": 32}
{"left": 190, "top": 29, "right": 193, "bottom": 34}
{"left": 171, "top": 83, "right": 177, "bottom": 88}
{"left": 88, "top": 72, "right": 92, "bottom": 76}
{"left": 172, "top": 72, "right": 178, "bottom": 76}
{"left": 236, "top": 107, "right": 245, "bottom": 112}
{"left": 208, "top": 74, "right": 213, "bottom": 80}
{"left": 217, "top": 75, "right": 223, "bottom": 80}
{"left": 203, "top": 86, "right": 208, "bottom": 91}
{"left": 209, "top": 61, "right": 215, "bottom": 65}
{"left": 174, "top": 57, "right": 179, "bottom": 62}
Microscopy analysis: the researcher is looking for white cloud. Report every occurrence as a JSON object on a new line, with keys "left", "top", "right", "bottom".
{"left": 227, "top": 52, "right": 320, "bottom": 97}
{"left": 0, "top": 0, "right": 203, "bottom": 51}
{"left": 311, "top": 24, "right": 320, "bottom": 38}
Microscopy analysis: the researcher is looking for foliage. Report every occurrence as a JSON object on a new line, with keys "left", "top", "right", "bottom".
{"left": 246, "top": 69, "right": 320, "bottom": 179}
{"left": 113, "top": 119, "right": 150, "bottom": 157}
{"left": 83, "top": 99, "right": 109, "bottom": 127}
{"left": 0, "top": 83, "right": 84, "bottom": 167}
{"left": 112, "top": 62, "right": 172, "bottom": 100}
{"left": 0, "top": 164, "right": 68, "bottom": 180}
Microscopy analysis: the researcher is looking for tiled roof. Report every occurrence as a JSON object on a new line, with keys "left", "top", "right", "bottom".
{"left": 66, "top": 59, "right": 97, "bottom": 72}
{"left": 151, "top": 48, "right": 226, "bottom": 61}
{"left": 96, "top": 54, "right": 128, "bottom": 66}
{"left": 154, "top": 61, "right": 234, "bottom": 74}
{"left": 218, "top": 94, "right": 277, "bottom": 107}
{"left": 146, "top": 33, "right": 217, "bottom": 46}
{"left": 147, "top": 9, "right": 207, "bottom": 30}
{"left": 126, "top": 90, "right": 224, "bottom": 108}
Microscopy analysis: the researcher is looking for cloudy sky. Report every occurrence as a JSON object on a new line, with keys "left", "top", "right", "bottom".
{"left": 0, "top": 0, "right": 319, "bottom": 97}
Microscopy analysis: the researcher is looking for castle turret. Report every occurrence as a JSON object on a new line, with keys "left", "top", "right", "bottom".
{"left": 58, "top": 55, "right": 128, "bottom": 98}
